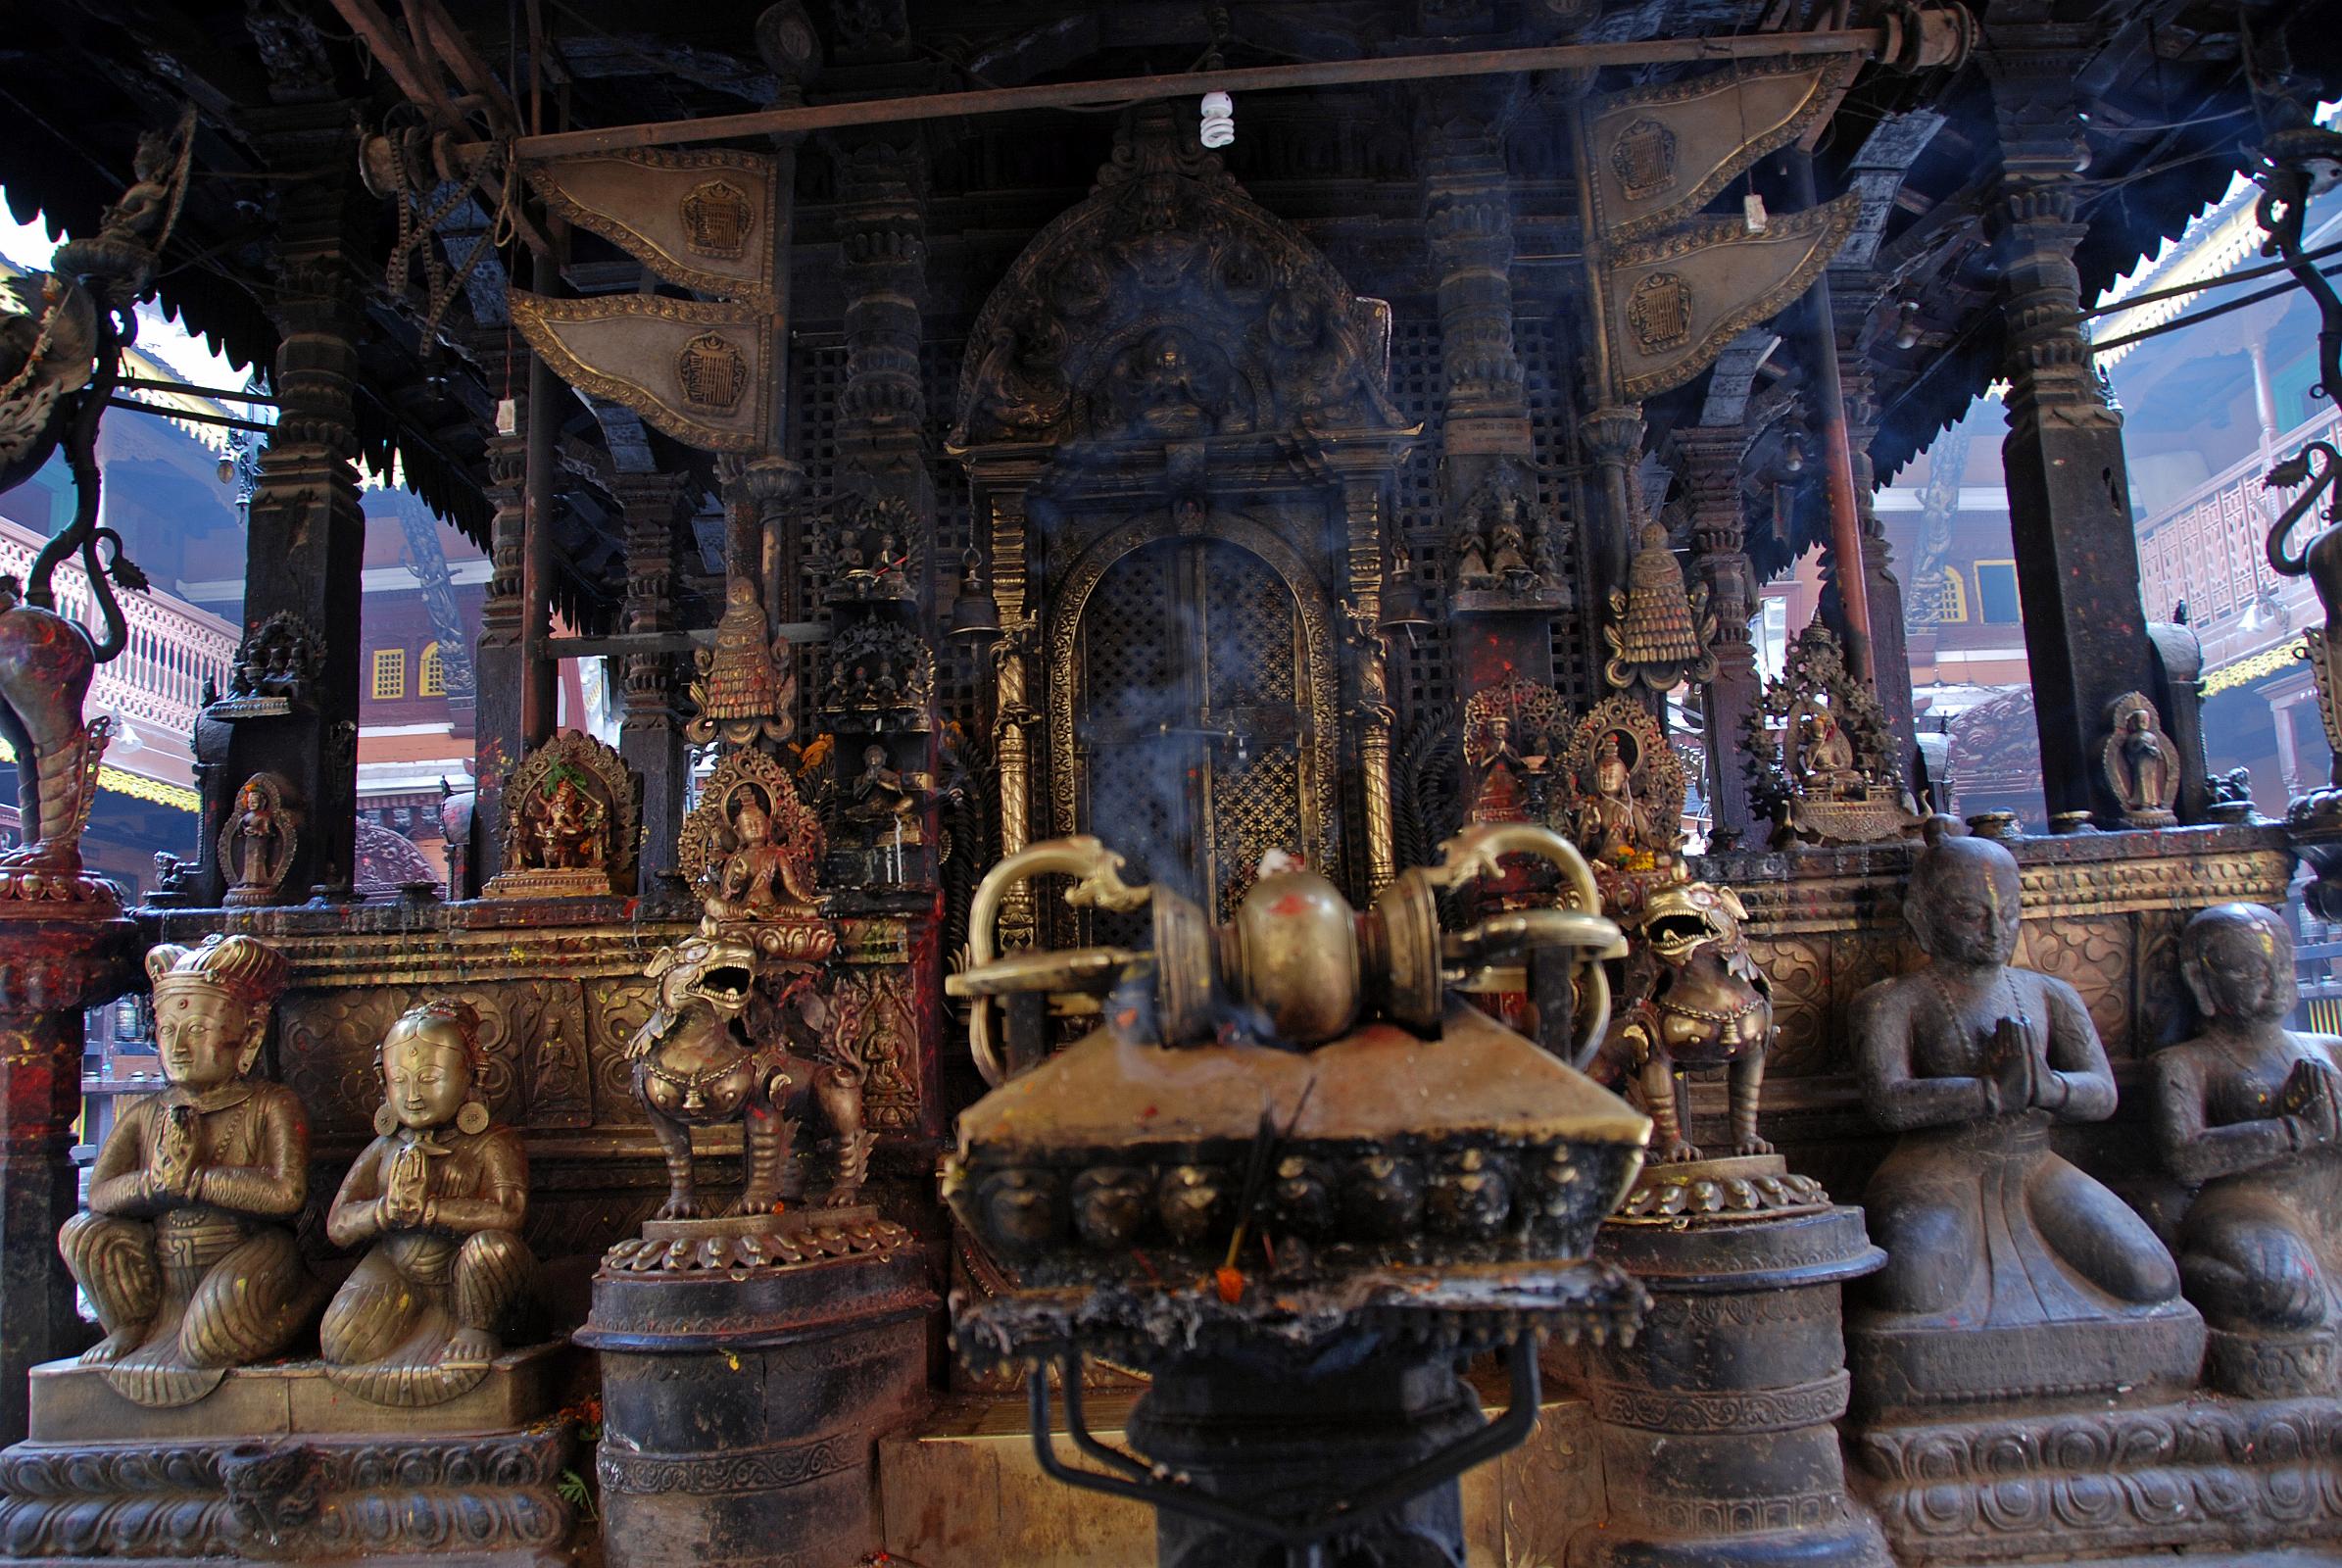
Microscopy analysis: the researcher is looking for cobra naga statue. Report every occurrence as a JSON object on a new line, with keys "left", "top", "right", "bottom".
{"left": 0, "top": 114, "right": 189, "bottom": 878}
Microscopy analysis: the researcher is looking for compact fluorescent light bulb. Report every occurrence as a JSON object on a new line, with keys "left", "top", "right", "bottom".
{"left": 1200, "top": 91, "right": 1235, "bottom": 149}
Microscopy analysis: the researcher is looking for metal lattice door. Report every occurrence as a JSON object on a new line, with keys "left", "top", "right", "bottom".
{"left": 1077, "top": 537, "right": 1312, "bottom": 922}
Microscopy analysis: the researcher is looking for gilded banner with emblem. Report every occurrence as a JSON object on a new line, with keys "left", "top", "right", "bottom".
{"left": 508, "top": 292, "right": 774, "bottom": 453}
{"left": 1600, "top": 195, "right": 1858, "bottom": 402}
{"left": 522, "top": 149, "right": 778, "bottom": 302}
{"left": 1583, "top": 58, "right": 1855, "bottom": 242}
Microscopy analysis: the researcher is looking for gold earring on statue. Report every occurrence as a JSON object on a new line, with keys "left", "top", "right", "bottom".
{"left": 457, "top": 1099, "right": 491, "bottom": 1135}
{"left": 373, "top": 1103, "right": 399, "bottom": 1137}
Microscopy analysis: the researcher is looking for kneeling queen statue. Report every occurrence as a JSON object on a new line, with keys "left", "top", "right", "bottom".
{"left": 61, "top": 935, "right": 319, "bottom": 1407}
{"left": 2153, "top": 903, "right": 2342, "bottom": 1396}
{"left": 322, "top": 998, "right": 535, "bottom": 1405}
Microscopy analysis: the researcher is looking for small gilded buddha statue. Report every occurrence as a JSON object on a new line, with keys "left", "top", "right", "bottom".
{"left": 321, "top": 999, "right": 534, "bottom": 1406}
{"left": 61, "top": 935, "right": 319, "bottom": 1408}
{"left": 1846, "top": 819, "right": 2201, "bottom": 1408}
{"left": 2152, "top": 904, "right": 2342, "bottom": 1396}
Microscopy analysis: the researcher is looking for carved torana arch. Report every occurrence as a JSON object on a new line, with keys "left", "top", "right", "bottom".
{"left": 950, "top": 102, "right": 1412, "bottom": 450}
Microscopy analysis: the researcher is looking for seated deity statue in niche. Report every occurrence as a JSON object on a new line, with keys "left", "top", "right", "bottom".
{"left": 528, "top": 774, "right": 605, "bottom": 871}
{"left": 1576, "top": 730, "right": 1649, "bottom": 862}
{"left": 1469, "top": 714, "right": 1529, "bottom": 824}
{"left": 1107, "top": 326, "right": 1222, "bottom": 439}
{"left": 321, "top": 999, "right": 534, "bottom": 1406}
{"left": 845, "top": 744, "right": 920, "bottom": 843}
{"left": 2152, "top": 903, "right": 2342, "bottom": 1396}
{"left": 709, "top": 781, "right": 815, "bottom": 915}
{"left": 61, "top": 935, "right": 320, "bottom": 1408}
{"left": 1792, "top": 707, "right": 1867, "bottom": 800}
{"left": 1847, "top": 819, "right": 2200, "bottom": 1403}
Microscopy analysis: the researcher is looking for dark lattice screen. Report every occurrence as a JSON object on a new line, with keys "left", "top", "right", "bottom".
{"left": 1389, "top": 312, "right": 1453, "bottom": 719}
{"left": 1521, "top": 315, "right": 1593, "bottom": 710}
{"left": 923, "top": 334, "right": 984, "bottom": 734}
{"left": 785, "top": 337, "right": 847, "bottom": 738}
{"left": 783, "top": 334, "right": 983, "bottom": 739}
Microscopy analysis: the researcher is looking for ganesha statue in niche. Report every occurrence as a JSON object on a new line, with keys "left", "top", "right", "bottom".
{"left": 2153, "top": 903, "right": 2342, "bottom": 1396}
{"left": 321, "top": 999, "right": 537, "bottom": 1406}
{"left": 61, "top": 935, "right": 321, "bottom": 1408}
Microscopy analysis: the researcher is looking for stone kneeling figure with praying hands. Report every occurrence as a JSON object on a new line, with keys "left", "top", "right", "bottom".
{"left": 1846, "top": 817, "right": 2201, "bottom": 1407}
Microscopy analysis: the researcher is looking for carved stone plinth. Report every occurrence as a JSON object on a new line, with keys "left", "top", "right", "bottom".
{"left": 578, "top": 1219, "right": 935, "bottom": 1568}
{"left": 1848, "top": 1395, "right": 2342, "bottom": 1564}
{"left": 0, "top": 914, "right": 141, "bottom": 1447}
{"left": 0, "top": 1350, "right": 569, "bottom": 1564}
{"left": 1568, "top": 1194, "right": 1891, "bottom": 1567}
{"left": 478, "top": 866, "right": 610, "bottom": 902}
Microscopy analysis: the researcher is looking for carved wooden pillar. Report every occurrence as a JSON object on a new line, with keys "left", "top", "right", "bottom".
{"left": 472, "top": 355, "right": 529, "bottom": 886}
{"left": 218, "top": 106, "right": 368, "bottom": 903}
{"left": 1670, "top": 426, "right": 1762, "bottom": 844}
{"left": 1582, "top": 405, "right": 1646, "bottom": 631}
{"left": 1421, "top": 81, "right": 1553, "bottom": 689}
{"left": 1985, "top": 19, "right": 2160, "bottom": 824}
{"left": 610, "top": 470, "right": 692, "bottom": 875}
{"left": 1334, "top": 459, "right": 1401, "bottom": 896}
{"left": 833, "top": 130, "right": 930, "bottom": 522}
{"left": 983, "top": 486, "right": 1037, "bottom": 949}
{"left": 1830, "top": 298, "right": 1919, "bottom": 771}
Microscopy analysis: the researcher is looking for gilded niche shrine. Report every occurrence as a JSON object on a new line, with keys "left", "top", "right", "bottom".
{"left": 0, "top": 5, "right": 2337, "bottom": 1568}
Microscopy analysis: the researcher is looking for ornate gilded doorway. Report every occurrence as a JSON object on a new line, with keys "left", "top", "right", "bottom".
{"left": 1073, "top": 535, "right": 1318, "bottom": 920}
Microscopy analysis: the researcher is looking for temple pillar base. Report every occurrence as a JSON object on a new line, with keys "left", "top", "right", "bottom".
{"left": 0, "top": 1349, "right": 570, "bottom": 1564}
{"left": 1567, "top": 1194, "right": 1890, "bottom": 1568}
{"left": 577, "top": 1216, "right": 935, "bottom": 1568}
{"left": 1847, "top": 1394, "right": 2342, "bottom": 1564}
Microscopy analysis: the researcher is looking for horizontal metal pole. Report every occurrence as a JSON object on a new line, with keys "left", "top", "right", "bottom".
{"left": 513, "top": 25, "right": 1893, "bottom": 159}
{"left": 106, "top": 397, "right": 275, "bottom": 433}
{"left": 544, "top": 622, "right": 829, "bottom": 659}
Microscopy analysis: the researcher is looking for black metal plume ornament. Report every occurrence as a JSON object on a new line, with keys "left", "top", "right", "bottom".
{"left": 2254, "top": 119, "right": 2342, "bottom": 408}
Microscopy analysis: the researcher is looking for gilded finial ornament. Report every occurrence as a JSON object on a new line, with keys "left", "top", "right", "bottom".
{"left": 1604, "top": 522, "right": 1718, "bottom": 693}
{"left": 685, "top": 573, "right": 797, "bottom": 746}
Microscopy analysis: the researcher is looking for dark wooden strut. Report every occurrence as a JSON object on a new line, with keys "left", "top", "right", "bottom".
{"left": 512, "top": 24, "right": 1906, "bottom": 158}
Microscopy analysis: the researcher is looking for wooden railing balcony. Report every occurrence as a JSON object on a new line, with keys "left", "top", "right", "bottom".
{"left": 2134, "top": 405, "right": 2339, "bottom": 647}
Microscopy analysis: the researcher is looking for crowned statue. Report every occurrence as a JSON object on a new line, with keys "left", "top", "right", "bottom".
{"left": 61, "top": 935, "right": 320, "bottom": 1408}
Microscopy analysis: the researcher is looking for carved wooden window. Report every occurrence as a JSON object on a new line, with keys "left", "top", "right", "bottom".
{"left": 1936, "top": 566, "right": 1968, "bottom": 623}
{"left": 371, "top": 647, "right": 406, "bottom": 700}
{"left": 1075, "top": 537, "right": 1311, "bottom": 923}
{"left": 419, "top": 642, "right": 446, "bottom": 697}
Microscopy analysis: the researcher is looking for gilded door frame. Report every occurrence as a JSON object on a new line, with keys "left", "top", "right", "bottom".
{"left": 1047, "top": 511, "right": 1342, "bottom": 884}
